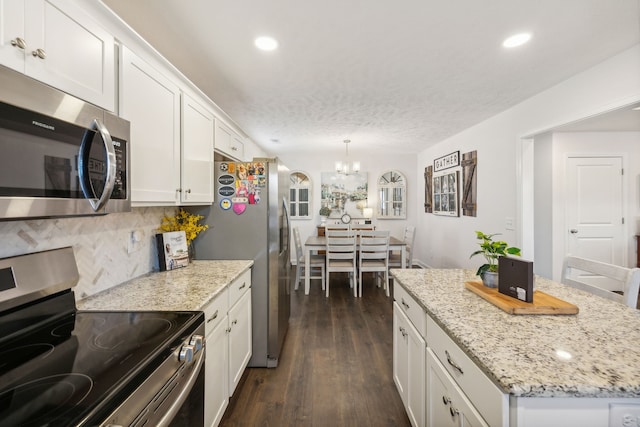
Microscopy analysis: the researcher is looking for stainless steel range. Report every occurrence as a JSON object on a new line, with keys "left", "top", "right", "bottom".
{"left": 0, "top": 247, "right": 205, "bottom": 426}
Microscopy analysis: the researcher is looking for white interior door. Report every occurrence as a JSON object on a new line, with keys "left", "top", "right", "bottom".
{"left": 565, "top": 156, "right": 625, "bottom": 290}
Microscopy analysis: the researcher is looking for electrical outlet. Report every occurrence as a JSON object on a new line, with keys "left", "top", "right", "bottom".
{"left": 505, "top": 217, "right": 515, "bottom": 231}
{"left": 609, "top": 403, "right": 640, "bottom": 427}
{"left": 127, "top": 230, "right": 143, "bottom": 254}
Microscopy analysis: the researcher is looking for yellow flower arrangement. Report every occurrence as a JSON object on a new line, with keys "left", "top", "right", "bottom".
{"left": 159, "top": 208, "right": 209, "bottom": 244}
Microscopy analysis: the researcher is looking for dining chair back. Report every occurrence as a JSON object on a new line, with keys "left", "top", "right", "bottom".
{"left": 561, "top": 255, "right": 640, "bottom": 308}
{"left": 389, "top": 225, "right": 415, "bottom": 269}
{"left": 358, "top": 230, "right": 390, "bottom": 297}
{"left": 325, "top": 229, "right": 357, "bottom": 297}
{"left": 293, "top": 227, "right": 325, "bottom": 292}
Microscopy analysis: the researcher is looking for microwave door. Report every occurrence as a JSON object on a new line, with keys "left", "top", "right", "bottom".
{"left": 78, "top": 119, "right": 117, "bottom": 212}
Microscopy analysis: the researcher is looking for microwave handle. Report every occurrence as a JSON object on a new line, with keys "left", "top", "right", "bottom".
{"left": 79, "top": 118, "right": 117, "bottom": 212}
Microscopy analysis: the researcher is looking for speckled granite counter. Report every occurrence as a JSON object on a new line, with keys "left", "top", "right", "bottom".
{"left": 390, "top": 268, "right": 640, "bottom": 399}
{"left": 77, "top": 260, "right": 253, "bottom": 311}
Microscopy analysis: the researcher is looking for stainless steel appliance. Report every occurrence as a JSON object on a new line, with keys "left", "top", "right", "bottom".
{"left": 0, "top": 65, "right": 130, "bottom": 220}
{"left": 192, "top": 158, "right": 290, "bottom": 367}
{"left": 0, "top": 247, "right": 204, "bottom": 426}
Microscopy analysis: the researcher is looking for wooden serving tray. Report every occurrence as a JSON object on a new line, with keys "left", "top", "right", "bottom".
{"left": 464, "top": 281, "right": 579, "bottom": 315}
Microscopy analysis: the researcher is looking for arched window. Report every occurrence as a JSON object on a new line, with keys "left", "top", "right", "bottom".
{"left": 289, "top": 171, "right": 312, "bottom": 219}
{"left": 377, "top": 170, "right": 406, "bottom": 219}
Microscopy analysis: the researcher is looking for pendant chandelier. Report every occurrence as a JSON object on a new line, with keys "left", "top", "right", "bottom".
{"left": 335, "top": 139, "right": 360, "bottom": 175}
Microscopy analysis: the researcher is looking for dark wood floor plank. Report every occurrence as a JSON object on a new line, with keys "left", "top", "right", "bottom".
{"left": 220, "top": 272, "right": 410, "bottom": 427}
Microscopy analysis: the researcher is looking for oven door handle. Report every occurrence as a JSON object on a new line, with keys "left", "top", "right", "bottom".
{"left": 78, "top": 118, "right": 117, "bottom": 212}
{"left": 157, "top": 348, "right": 205, "bottom": 427}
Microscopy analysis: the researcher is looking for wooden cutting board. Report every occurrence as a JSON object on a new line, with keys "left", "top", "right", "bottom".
{"left": 464, "top": 281, "right": 579, "bottom": 315}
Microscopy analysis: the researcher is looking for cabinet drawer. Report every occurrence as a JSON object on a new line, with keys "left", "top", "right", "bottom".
{"left": 427, "top": 315, "right": 508, "bottom": 427}
{"left": 204, "top": 288, "right": 228, "bottom": 334}
{"left": 394, "top": 282, "right": 426, "bottom": 338}
{"left": 229, "top": 269, "right": 251, "bottom": 308}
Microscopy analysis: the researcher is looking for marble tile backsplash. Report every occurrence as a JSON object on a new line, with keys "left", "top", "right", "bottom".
{"left": 0, "top": 207, "right": 179, "bottom": 299}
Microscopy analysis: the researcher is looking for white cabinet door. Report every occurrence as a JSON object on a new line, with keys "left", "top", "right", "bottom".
{"left": 205, "top": 314, "right": 229, "bottom": 427}
{"left": 393, "top": 302, "right": 409, "bottom": 404}
{"left": 393, "top": 302, "right": 425, "bottom": 427}
{"left": 215, "top": 120, "right": 244, "bottom": 160}
{"left": 120, "top": 46, "right": 181, "bottom": 206}
{"left": 427, "top": 350, "right": 489, "bottom": 427}
{"left": 181, "top": 94, "right": 214, "bottom": 204}
{"left": 228, "top": 288, "right": 252, "bottom": 396}
{"left": 0, "top": 0, "right": 115, "bottom": 110}
{"left": 0, "top": 0, "right": 25, "bottom": 72}
{"left": 407, "top": 318, "right": 425, "bottom": 427}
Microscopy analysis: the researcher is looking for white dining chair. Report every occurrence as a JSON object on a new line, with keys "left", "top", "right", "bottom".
{"left": 561, "top": 255, "right": 640, "bottom": 308}
{"left": 293, "top": 227, "right": 325, "bottom": 292}
{"left": 325, "top": 229, "right": 357, "bottom": 297}
{"left": 358, "top": 230, "right": 390, "bottom": 297}
{"left": 389, "top": 225, "right": 415, "bottom": 269}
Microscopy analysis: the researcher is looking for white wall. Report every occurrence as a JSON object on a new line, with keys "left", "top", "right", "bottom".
{"left": 415, "top": 44, "right": 640, "bottom": 273}
{"left": 276, "top": 150, "right": 418, "bottom": 258}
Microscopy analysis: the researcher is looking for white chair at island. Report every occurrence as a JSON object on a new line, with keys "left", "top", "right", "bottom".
{"left": 561, "top": 255, "right": 640, "bottom": 308}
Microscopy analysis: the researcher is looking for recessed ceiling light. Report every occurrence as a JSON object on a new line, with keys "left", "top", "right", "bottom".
{"left": 502, "top": 33, "right": 532, "bottom": 48}
{"left": 254, "top": 36, "right": 278, "bottom": 51}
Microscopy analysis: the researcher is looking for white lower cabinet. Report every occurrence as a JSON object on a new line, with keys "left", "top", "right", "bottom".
{"left": 204, "top": 269, "right": 252, "bottom": 427}
{"left": 393, "top": 286, "right": 426, "bottom": 427}
{"left": 426, "top": 349, "right": 488, "bottom": 427}
{"left": 205, "top": 306, "right": 229, "bottom": 427}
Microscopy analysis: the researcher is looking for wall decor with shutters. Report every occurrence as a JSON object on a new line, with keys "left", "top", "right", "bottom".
{"left": 424, "top": 165, "right": 433, "bottom": 213}
{"left": 461, "top": 150, "right": 477, "bottom": 217}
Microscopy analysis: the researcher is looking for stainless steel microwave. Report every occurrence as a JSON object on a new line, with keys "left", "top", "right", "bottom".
{"left": 0, "top": 66, "right": 130, "bottom": 220}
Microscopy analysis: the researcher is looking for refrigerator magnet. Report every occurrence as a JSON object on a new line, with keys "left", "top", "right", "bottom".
{"left": 220, "top": 198, "right": 232, "bottom": 210}
{"left": 233, "top": 203, "right": 246, "bottom": 215}
{"left": 218, "top": 174, "right": 235, "bottom": 186}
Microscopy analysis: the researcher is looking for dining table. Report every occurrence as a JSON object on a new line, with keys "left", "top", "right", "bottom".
{"left": 303, "top": 235, "right": 407, "bottom": 295}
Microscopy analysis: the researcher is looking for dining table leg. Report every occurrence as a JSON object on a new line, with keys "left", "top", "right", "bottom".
{"left": 304, "top": 244, "right": 311, "bottom": 295}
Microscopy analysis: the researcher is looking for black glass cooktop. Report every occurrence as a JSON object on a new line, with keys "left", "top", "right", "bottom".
{"left": 0, "top": 297, "right": 202, "bottom": 427}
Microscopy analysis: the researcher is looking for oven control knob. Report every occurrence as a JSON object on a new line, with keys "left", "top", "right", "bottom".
{"left": 179, "top": 344, "right": 195, "bottom": 363}
{"left": 189, "top": 335, "right": 204, "bottom": 353}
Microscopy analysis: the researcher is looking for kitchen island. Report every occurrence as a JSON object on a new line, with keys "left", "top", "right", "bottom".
{"left": 390, "top": 268, "right": 640, "bottom": 427}
{"left": 77, "top": 260, "right": 253, "bottom": 311}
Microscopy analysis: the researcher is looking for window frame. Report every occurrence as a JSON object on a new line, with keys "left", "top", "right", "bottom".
{"left": 377, "top": 170, "right": 407, "bottom": 219}
{"left": 289, "top": 170, "right": 312, "bottom": 219}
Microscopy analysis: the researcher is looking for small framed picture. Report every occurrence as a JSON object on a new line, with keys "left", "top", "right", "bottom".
{"left": 433, "top": 170, "right": 460, "bottom": 217}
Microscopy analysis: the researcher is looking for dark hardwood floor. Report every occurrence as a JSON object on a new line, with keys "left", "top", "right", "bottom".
{"left": 220, "top": 272, "right": 411, "bottom": 427}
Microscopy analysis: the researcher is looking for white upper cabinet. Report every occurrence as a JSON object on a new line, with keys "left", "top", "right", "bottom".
{"left": 0, "top": 0, "right": 115, "bottom": 110}
{"left": 120, "top": 45, "right": 181, "bottom": 205}
{"left": 181, "top": 93, "right": 214, "bottom": 204}
{"left": 215, "top": 120, "right": 245, "bottom": 161}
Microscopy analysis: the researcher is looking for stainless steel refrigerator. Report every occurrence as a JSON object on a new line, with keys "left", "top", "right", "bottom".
{"left": 191, "top": 158, "right": 290, "bottom": 368}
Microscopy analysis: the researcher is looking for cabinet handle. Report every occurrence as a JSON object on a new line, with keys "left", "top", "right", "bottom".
{"left": 10, "top": 37, "right": 26, "bottom": 50}
{"left": 401, "top": 298, "right": 410, "bottom": 310}
{"left": 445, "top": 350, "right": 464, "bottom": 374}
{"left": 231, "top": 146, "right": 238, "bottom": 151}
{"left": 232, "top": 319, "right": 238, "bottom": 325}
{"left": 449, "top": 407, "right": 459, "bottom": 418}
{"left": 399, "top": 326, "right": 407, "bottom": 337}
{"left": 185, "top": 189, "right": 191, "bottom": 193}
{"left": 226, "top": 327, "right": 231, "bottom": 334}
{"left": 239, "top": 283, "right": 246, "bottom": 290}
{"left": 176, "top": 188, "right": 182, "bottom": 193}
{"left": 31, "top": 48, "right": 46, "bottom": 59}
{"left": 207, "top": 310, "right": 219, "bottom": 323}
{"left": 442, "top": 396, "right": 451, "bottom": 406}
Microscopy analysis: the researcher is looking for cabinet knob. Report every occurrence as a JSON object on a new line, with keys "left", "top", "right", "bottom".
{"left": 10, "top": 37, "right": 26, "bottom": 50}
{"left": 449, "top": 406, "right": 459, "bottom": 418}
{"left": 185, "top": 189, "right": 191, "bottom": 193}
{"left": 442, "top": 395, "right": 451, "bottom": 405}
{"left": 31, "top": 48, "right": 46, "bottom": 59}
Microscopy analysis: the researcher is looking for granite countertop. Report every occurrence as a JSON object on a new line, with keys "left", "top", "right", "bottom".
{"left": 390, "top": 268, "right": 640, "bottom": 399}
{"left": 77, "top": 260, "right": 253, "bottom": 312}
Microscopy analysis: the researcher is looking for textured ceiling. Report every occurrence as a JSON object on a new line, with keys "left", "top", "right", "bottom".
{"left": 102, "top": 0, "right": 640, "bottom": 155}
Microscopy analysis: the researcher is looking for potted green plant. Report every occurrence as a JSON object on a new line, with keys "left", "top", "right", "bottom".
{"left": 319, "top": 206, "right": 332, "bottom": 225}
{"left": 470, "top": 231, "right": 521, "bottom": 287}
